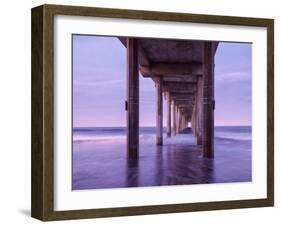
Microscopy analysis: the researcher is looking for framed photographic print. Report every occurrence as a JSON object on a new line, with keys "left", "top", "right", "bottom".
{"left": 31, "top": 4, "right": 274, "bottom": 221}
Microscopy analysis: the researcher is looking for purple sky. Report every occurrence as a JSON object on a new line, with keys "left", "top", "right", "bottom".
{"left": 73, "top": 35, "right": 251, "bottom": 127}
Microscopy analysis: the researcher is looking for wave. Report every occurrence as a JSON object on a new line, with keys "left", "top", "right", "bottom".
{"left": 214, "top": 132, "right": 251, "bottom": 141}
{"left": 73, "top": 135, "right": 126, "bottom": 143}
{"left": 73, "top": 126, "right": 252, "bottom": 143}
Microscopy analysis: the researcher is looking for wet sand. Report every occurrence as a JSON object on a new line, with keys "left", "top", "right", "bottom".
{"left": 72, "top": 132, "right": 251, "bottom": 190}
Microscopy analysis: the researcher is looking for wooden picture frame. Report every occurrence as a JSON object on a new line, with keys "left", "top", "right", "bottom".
{"left": 31, "top": 4, "right": 274, "bottom": 221}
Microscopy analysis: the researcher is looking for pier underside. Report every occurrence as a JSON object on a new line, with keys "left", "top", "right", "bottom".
{"left": 120, "top": 38, "right": 219, "bottom": 159}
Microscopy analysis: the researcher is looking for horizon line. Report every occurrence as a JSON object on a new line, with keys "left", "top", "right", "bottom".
{"left": 73, "top": 125, "right": 252, "bottom": 128}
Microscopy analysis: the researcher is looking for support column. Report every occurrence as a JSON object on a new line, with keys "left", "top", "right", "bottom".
{"left": 191, "top": 92, "right": 198, "bottom": 137}
{"left": 156, "top": 77, "right": 163, "bottom": 145}
{"left": 173, "top": 101, "right": 177, "bottom": 136}
{"left": 175, "top": 107, "right": 179, "bottom": 134}
{"left": 197, "top": 77, "right": 203, "bottom": 145}
{"left": 179, "top": 112, "right": 182, "bottom": 132}
{"left": 202, "top": 42, "right": 215, "bottom": 158}
{"left": 166, "top": 92, "right": 171, "bottom": 137}
{"left": 127, "top": 38, "right": 139, "bottom": 159}
{"left": 183, "top": 116, "right": 187, "bottom": 131}
{"left": 181, "top": 114, "right": 185, "bottom": 132}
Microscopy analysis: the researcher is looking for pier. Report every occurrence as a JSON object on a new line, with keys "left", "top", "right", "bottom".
{"left": 120, "top": 38, "right": 218, "bottom": 159}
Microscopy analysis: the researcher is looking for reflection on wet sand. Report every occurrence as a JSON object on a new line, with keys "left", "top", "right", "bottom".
{"left": 72, "top": 132, "right": 251, "bottom": 190}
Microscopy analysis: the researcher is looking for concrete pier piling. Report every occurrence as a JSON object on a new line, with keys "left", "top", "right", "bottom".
{"left": 126, "top": 38, "right": 139, "bottom": 159}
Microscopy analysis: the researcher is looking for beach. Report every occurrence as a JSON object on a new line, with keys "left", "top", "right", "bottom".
{"left": 72, "top": 126, "right": 252, "bottom": 190}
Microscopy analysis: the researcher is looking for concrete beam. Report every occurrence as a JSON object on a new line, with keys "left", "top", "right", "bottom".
{"left": 163, "top": 75, "right": 198, "bottom": 83}
{"left": 140, "top": 63, "right": 202, "bottom": 76}
{"left": 142, "top": 74, "right": 198, "bottom": 83}
{"left": 173, "top": 97, "right": 194, "bottom": 102}
{"left": 170, "top": 93, "right": 195, "bottom": 99}
{"left": 177, "top": 104, "right": 193, "bottom": 108}
{"left": 119, "top": 37, "right": 150, "bottom": 67}
{"left": 177, "top": 110, "right": 193, "bottom": 114}
{"left": 174, "top": 100, "right": 194, "bottom": 105}
{"left": 170, "top": 90, "right": 196, "bottom": 95}
{"left": 178, "top": 108, "right": 192, "bottom": 113}
{"left": 163, "top": 82, "right": 196, "bottom": 92}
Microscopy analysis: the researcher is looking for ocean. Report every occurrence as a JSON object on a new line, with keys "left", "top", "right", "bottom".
{"left": 73, "top": 126, "right": 251, "bottom": 143}
{"left": 72, "top": 126, "right": 252, "bottom": 190}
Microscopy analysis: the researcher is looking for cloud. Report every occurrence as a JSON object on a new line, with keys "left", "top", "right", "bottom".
{"left": 74, "top": 79, "right": 124, "bottom": 88}
{"left": 215, "top": 71, "right": 251, "bottom": 82}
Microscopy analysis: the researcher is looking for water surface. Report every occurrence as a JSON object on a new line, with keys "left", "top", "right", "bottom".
{"left": 72, "top": 126, "right": 252, "bottom": 190}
